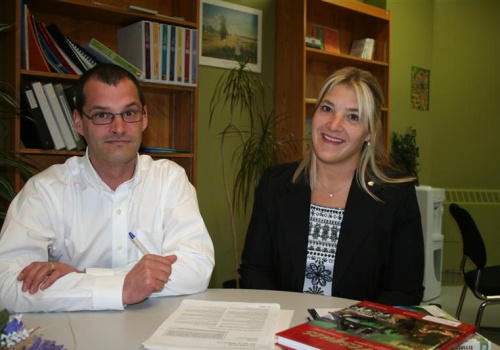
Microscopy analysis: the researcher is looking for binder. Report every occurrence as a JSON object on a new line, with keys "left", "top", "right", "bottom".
{"left": 65, "top": 37, "right": 97, "bottom": 70}
{"left": 25, "top": 7, "right": 50, "bottom": 72}
{"left": 43, "top": 83, "right": 77, "bottom": 150}
{"left": 46, "top": 23, "right": 88, "bottom": 72}
{"left": 31, "top": 82, "right": 65, "bottom": 150}
{"left": 117, "top": 21, "right": 149, "bottom": 81}
{"left": 53, "top": 84, "right": 86, "bottom": 150}
{"left": 20, "top": 83, "right": 55, "bottom": 149}
{"left": 36, "top": 22, "right": 80, "bottom": 75}
{"left": 34, "top": 19, "right": 69, "bottom": 74}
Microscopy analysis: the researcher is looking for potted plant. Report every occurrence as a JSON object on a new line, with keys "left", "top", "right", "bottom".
{"left": 209, "top": 60, "right": 295, "bottom": 288}
{"left": 390, "top": 126, "right": 419, "bottom": 184}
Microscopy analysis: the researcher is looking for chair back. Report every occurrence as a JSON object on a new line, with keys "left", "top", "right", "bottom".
{"left": 449, "top": 203, "right": 487, "bottom": 269}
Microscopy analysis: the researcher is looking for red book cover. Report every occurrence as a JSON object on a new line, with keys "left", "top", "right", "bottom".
{"left": 323, "top": 26, "right": 340, "bottom": 53}
{"left": 25, "top": 7, "right": 50, "bottom": 72}
{"left": 276, "top": 301, "right": 476, "bottom": 350}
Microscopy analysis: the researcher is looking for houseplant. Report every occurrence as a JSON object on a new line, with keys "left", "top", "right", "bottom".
{"left": 390, "top": 126, "right": 419, "bottom": 184}
{"left": 209, "top": 60, "right": 295, "bottom": 288}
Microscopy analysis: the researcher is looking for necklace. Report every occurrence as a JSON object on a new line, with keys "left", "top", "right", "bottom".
{"left": 317, "top": 177, "right": 334, "bottom": 198}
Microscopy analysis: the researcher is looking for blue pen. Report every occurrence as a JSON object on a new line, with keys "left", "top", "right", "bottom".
{"left": 128, "top": 232, "right": 150, "bottom": 255}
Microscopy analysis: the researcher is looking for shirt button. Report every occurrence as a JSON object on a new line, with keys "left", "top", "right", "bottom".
{"left": 117, "top": 209, "right": 122, "bottom": 215}
{"left": 117, "top": 245, "right": 123, "bottom": 251}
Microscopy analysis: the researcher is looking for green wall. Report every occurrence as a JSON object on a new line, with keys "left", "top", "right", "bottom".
{"left": 198, "top": 0, "right": 500, "bottom": 287}
{"left": 197, "top": 0, "right": 275, "bottom": 287}
{"left": 387, "top": 0, "right": 500, "bottom": 271}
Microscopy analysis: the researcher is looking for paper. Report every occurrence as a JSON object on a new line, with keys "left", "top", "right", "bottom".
{"left": 143, "top": 299, "right": 281, "bottom": 350}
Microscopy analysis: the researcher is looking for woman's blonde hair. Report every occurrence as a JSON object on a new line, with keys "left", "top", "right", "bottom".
{"left": 292, "top": 67, "right": 415, "bottom": 201}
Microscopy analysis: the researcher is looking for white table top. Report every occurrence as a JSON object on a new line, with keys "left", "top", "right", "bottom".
{"left": 20, "top": 289, "right": 499, "bottom": 350}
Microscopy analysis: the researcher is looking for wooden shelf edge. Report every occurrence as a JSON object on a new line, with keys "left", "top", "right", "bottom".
{"left": 320, "top": 0, "right": 390, "bottom": 20}
{"left": 306, "top": 48, "right": 389, "bottom": 67}
{"left": 21, "top": 70, "right": 197, "bottom": 91}
{"left": 26, "top": 0, "right": 197, "bottom": 28}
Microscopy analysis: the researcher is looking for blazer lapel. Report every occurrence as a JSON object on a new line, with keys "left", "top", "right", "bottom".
{"left": 278, "top": 177, "right": 311, "bottom": 289}
{"left": 332, "top": 178, "right": 383, "bottom": 287}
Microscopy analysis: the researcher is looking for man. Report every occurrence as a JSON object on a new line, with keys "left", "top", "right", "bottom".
{"left": 0, "top": 64, "right": 214, "bottom": 312}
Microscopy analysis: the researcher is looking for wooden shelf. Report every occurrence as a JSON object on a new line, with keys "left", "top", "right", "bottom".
{"left": 3, "top": 0, "right": 200, "bottom": 189}
{"left": 275, "top": 0, "right": 391, "bottom": 161}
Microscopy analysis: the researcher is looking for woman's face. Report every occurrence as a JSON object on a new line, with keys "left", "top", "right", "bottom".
{"left": 312, "top": 84, "right": 371, "bottom": 170}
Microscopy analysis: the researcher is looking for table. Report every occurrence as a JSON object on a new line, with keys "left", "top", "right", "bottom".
{"left": 21, "top": 289, "right": 355, "bottom": 349}
{"left": 21, "top": 289, "right": 500, "bottom": 350}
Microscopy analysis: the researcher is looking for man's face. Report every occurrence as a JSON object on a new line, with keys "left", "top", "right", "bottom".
{"left": 73, "top": 77, "right": 148, "bottom": 170}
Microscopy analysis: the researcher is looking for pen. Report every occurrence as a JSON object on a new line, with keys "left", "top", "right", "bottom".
{"left": 128, "top": 232, "right": 150, "bottom": 255}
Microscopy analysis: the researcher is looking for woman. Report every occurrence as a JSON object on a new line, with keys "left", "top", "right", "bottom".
{"left": 238, "top": 67, "right": 424, "bottom": 306}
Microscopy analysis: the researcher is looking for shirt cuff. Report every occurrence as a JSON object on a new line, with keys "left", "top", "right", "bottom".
{"left": 91, "top": 274, "right": 126, "bottom": 310}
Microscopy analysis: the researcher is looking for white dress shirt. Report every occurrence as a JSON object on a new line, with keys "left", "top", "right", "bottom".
{"left": 0, "top": 153, "right": 214, "bottom": 312}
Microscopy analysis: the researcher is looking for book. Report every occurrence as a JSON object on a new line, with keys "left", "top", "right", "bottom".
{"left": 160, "top": 24, "right": 170, "bottom": 82}
{"left": 184, "top": 27, "right": 191, "bottom": 85}
{"left": 175, "top": 26, "right": 184, "bottom": 84}
{"left": 65, "top": 36, "right": 97, "bottom": 70}
{"left": 168, "top": 24, "right": 176, "bottom": 84}
{"left": 117, "top": 21, "right": 148, "bottom": 81}
{"left": 151, "top": 21, "right": 161, "bottom": 81}
{"left": 53, "top": 84, "right": 86, "bottom": 150}
{"left": 84, "top": 38, "right": 143, "bottom": 78}
{"left": 25, "top": 7, "right": 50, "bottom": 72}
{"left": 33, "top": 17, "right": 69, "bottom": 74}
{"left": 190, "top": 29, "right": 198, "bottom": 86}
{"left": 322, "top": 26, "right": 340, "bottom": 53}
{"left": 276, "top": 301, "right": 476, "bottom": 350}
{"left": 43, "top": 83, "right": 77, "bottom": 150}
{"left": 20, "top": 83, "right": 55, "bottom": 149}
{"left": 31, "top": 82, "right": 65, "bottom": 150}
{"left": 312, "top": 24, "right": 324, "bottom": 50}
{"left": 350, "top": 38, "right": 375, "bottom": 60}
{"left": 396, "top": 305, "right": 491, "bottom": 350}
{"left": 46, "top": 23, "right": 88, "bottom": 72}
{"left": 36, "top": 22, "right": 80, "bottom": 75}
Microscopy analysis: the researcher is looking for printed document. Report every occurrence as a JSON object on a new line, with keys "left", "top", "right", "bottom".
{"left": 143, "top": 299, "right": 281, "bottom": 350}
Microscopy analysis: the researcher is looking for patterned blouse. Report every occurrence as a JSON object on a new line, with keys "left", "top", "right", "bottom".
{"left": 303, "top": 204, "right": 344, "bottom": 295}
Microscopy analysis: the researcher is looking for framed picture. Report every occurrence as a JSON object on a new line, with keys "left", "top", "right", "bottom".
{"left": 200, "top": 0, "right": 262, "bottom": 72}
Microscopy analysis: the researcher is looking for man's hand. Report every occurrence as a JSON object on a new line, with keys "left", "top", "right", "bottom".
{"left": 122, "top": 254, "right": 177, "bottom": 305}
{"left": 18, "top": 261, "right": 81, "bottom": 294}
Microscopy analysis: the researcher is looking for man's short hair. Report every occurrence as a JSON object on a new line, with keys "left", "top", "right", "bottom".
{"left": 75, "top": 64, "right": 146, "bottom": 113}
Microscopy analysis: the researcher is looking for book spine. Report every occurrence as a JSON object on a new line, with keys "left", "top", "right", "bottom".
{"left": 191, "top": 29, "right": 198, "bottom": 86}
{"left": 87, "top": 39, "right": 143, "bottom": 78}
{"left": 169, "top": 25, "right": 176, "bottom": 84}
{"left": 144, "top": 22, "right": 151, "bottom": 80}
{"left": 175, "top": 27, "right": 184, "bottom": 83}
{"left": 184, "top": 28, "right": 190, "bottom": 85}
{"left": 161, "top": 24, "right": 169, "bottom": 82}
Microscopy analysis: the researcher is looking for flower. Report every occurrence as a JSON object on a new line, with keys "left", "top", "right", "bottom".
{"left": 0, "top": 309, "right": 66, "bottom": 350}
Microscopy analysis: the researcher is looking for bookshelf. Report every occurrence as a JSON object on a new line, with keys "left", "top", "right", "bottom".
{"left": 275, "top": 0, "right": 391, "bottom": 161}
{"left": 1, "top": 0, "right": 199, "bottom": 192}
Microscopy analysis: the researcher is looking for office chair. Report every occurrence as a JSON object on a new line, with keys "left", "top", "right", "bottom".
{"left": 449, "top": 203, "right": 500, "bottom": 328}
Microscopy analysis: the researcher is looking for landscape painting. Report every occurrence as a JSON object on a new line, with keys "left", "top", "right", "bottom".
{"left": 200, "top": 0, "right": 262, "bottom": 72}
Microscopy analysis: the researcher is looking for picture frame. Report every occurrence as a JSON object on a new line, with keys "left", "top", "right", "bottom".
{"left": 200, "top": 0, "right": 262, "bottom": 72}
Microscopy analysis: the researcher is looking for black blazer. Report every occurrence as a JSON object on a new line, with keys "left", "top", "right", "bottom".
{"left": 239, "top": 162, "right": 424, "bottom": 306}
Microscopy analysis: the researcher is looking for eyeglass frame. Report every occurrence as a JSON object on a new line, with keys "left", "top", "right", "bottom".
{"left": 80, "top": 107, "right": 146, "bottom": 125}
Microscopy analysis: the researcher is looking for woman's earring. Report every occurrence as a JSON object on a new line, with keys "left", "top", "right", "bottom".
{"left": 366, "top": 140, "right": 371, "bottom": 147}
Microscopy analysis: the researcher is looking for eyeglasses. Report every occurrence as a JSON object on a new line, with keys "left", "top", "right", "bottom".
{"left": 81, "top": 108, "right": 145, "bottom": 125}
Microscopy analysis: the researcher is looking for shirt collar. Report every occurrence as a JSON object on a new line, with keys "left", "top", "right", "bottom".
{"left": 82, "top": 150, "right": 142, "bottom": 193}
